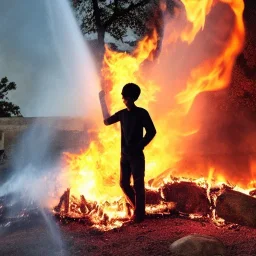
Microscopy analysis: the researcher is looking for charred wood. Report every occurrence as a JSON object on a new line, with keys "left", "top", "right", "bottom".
{"left": 161, "top": 182, "right": 210, "bottom": 215}
{"left": 65, "top": 189, "right": 70, "bottom": 213}
{"left": 80, "top": 195, "right": 91, "bottom": 214}
{"left": 54, "top": 189, "right": 70, "bottom": 213}
{"left": 249, "top": 189, "right": 256, "bottom": 197}
{"left": 145, "top": 188, "right": 162, "bottom": 204}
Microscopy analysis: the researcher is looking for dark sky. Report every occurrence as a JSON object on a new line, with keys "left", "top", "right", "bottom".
{"left": 0, "top": 0, "right": 99, "bottom": 117}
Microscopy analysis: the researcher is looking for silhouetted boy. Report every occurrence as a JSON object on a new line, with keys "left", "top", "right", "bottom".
{"left": 103, "top": 83, "right": 156, "bottom": 223}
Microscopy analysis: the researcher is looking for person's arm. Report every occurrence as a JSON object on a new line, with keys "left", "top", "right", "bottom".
{"left": 138, "top": 111, "right": 156, "bottom": 149}
{"left": 99, "top": 90, "right": 120, "bottom": 125}
{"left": 99, "top": 90, "right": 110, "bottom": 120}
{"left": 104, "top": 112, "right": 120, "bottom": 125}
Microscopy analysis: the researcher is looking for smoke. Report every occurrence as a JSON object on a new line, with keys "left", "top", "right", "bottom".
{"left": 0, "top": 122, "right": 68, "bottom": 203}
{"left": 0, "top": 0, "right": 100, "bottom": 118}
{"left": 0, "top": 122, "right": 67, "bottom": 254}
{"left": 0, "top": 0, "right": 101, "bottom": 254}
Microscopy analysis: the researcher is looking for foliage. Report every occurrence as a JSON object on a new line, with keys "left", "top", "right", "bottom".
{"left": 0, "top": 77, "right": 22, "bottom": 117}
{"left": 72, "top": 0, "right": 162, "bottom": 46}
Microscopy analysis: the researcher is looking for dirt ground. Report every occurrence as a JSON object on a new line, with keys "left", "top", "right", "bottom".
{"left": 1, "top": 214, "right": 256, "bottom": 256}
{"left": 1, "top": 164, "right": 256, "bottom": 256}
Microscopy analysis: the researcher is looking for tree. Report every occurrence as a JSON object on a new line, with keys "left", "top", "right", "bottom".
{"left": 0, "top": 77, "right": 22, "bottom": 117}
{"left": 71, "top": 0, "right": 168, "bottom": 69}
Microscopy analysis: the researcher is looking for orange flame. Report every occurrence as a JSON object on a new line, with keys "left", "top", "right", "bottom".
{"left": 60, "top": 0, "right": 246, "bottom": 228}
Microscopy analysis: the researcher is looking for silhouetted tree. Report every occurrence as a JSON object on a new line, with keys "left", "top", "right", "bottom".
{"left": 71, "top": 0, "right": 171, "bottom": 69}
{"left": 0, "top": 77, "right": 22, "bottom": 117}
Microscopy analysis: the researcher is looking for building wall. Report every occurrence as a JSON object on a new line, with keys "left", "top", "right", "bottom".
{"left": 0, "top": 117, "right": 91, "bottom": 163}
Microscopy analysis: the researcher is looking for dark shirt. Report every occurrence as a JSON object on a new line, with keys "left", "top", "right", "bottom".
{"left": 104, "top": 106, "right": 156, "bottom": 155}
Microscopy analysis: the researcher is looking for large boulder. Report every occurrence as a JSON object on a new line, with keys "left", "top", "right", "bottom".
{"left": 169, "top": 234, "right": 225, "bottom": 256}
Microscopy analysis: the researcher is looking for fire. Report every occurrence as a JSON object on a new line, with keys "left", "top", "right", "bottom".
{"left": 175, "top": 0, "right": 244, "bottom": 114}
{"left": 181, "top": 0, "right": 214, "bottom": 43}
{"left": 58, "top": 0, "right": 246, "bottom": 229}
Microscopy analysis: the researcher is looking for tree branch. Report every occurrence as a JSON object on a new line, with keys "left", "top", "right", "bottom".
{"left": 104, "top": 0, "right": 150, "bottom": 29}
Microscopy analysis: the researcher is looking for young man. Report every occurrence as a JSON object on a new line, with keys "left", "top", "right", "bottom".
{"left": 103, "top": 83, "right": 156, "bottom": 223}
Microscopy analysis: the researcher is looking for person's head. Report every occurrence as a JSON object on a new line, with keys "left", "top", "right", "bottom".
{"left": 121, "top": 83, "right": 141, "bottom": 109}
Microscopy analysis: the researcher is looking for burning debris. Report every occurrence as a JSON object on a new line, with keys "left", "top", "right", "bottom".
{"left": 1, "top": 182, "right": 256, "bottom": 232}
{"left": 54, "top": 189, "right": 70, "bottom": 214}
{"left": 53, "top": 179, "right": 256, "bottom": 231}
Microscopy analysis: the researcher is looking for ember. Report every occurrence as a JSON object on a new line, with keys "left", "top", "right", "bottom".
{"left": 54, "top": 0, "right": 251, "bottom": 230}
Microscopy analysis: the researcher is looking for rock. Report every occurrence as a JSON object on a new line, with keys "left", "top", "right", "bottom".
{"left": 169, "top": 234, "right": 225, "bottom": 256}
{"left": 216, "top": 188, "right": 256, "bottom": 227}
{"left": 161, "top": 182, "right": 210, "bottom": 215}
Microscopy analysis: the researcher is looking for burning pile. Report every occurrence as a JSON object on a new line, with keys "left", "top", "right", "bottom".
{"left": 53, "top": 0, "right": 254, "bottom": 230}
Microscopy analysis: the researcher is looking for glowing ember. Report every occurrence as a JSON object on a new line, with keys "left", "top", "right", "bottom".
{"left": 57, "top": 0, "right": 247, "bottom": 229}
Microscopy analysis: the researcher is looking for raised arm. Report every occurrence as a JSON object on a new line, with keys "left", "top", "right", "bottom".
{"left": 104, "top": 112, "right": 120, "bottom": 125}
{"left": 99, "top": 90, "right": 110, "bottom": 120}
{"left": 138, "top": 111, "right": 156, "bottom": 149}
{"left": 99, "top": 90, "right": 120, "bottom": 125}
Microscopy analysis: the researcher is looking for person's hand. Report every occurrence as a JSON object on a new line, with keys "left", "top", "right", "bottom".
{"left": 99, "top": 90, "right": 106, "bottom": 99}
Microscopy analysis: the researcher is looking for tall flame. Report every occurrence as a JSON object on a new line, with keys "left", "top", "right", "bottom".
{"left": 181, "top": 0, "right": 213, "bottom": 43}
{"left": 176, "top": 0, "right": 245, "bottom": 113}
{"left": 61, "top": 0, "right": 245, "bottom": 225}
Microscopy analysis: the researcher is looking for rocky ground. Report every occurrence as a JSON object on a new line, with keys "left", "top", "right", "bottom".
{"left": 1, "top": 213, "right": 256, "bottom": 256}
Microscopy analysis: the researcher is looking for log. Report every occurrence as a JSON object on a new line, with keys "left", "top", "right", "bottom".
{"left": 161, "top": 182, "right": 210, "bottom": 215}
{"left": 64, "top": 188, "right": 70, "bottom": 213}
{"left": 80, "top": 195, "right": 88, "bottom": 214}
{"left": 53, "top": 189, "right": 70, "bottom": 213}
{"left": 216, "top": 188, "right": 256, "bottom": 227}
{"left": 145, "top": 188, "right": 162, "bottom": 204}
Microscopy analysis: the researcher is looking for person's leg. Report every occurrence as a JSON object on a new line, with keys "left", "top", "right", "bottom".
{"left": 120, "top": 154, "right": 135, "bottom": 209}
{"left": 130, "top": 154, "right": 145, "bottom": 222}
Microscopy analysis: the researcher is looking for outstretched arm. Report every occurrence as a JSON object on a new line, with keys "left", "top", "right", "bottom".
{"left": 138, "top": 111, "right": 156, "bottom": 149}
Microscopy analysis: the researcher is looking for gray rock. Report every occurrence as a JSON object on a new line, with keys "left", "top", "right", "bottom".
{"left": 216, "top": 188, "right": 256, "bottom": 227}
{"left": 170, "top": 234, "right": 225, "bottom": 256}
